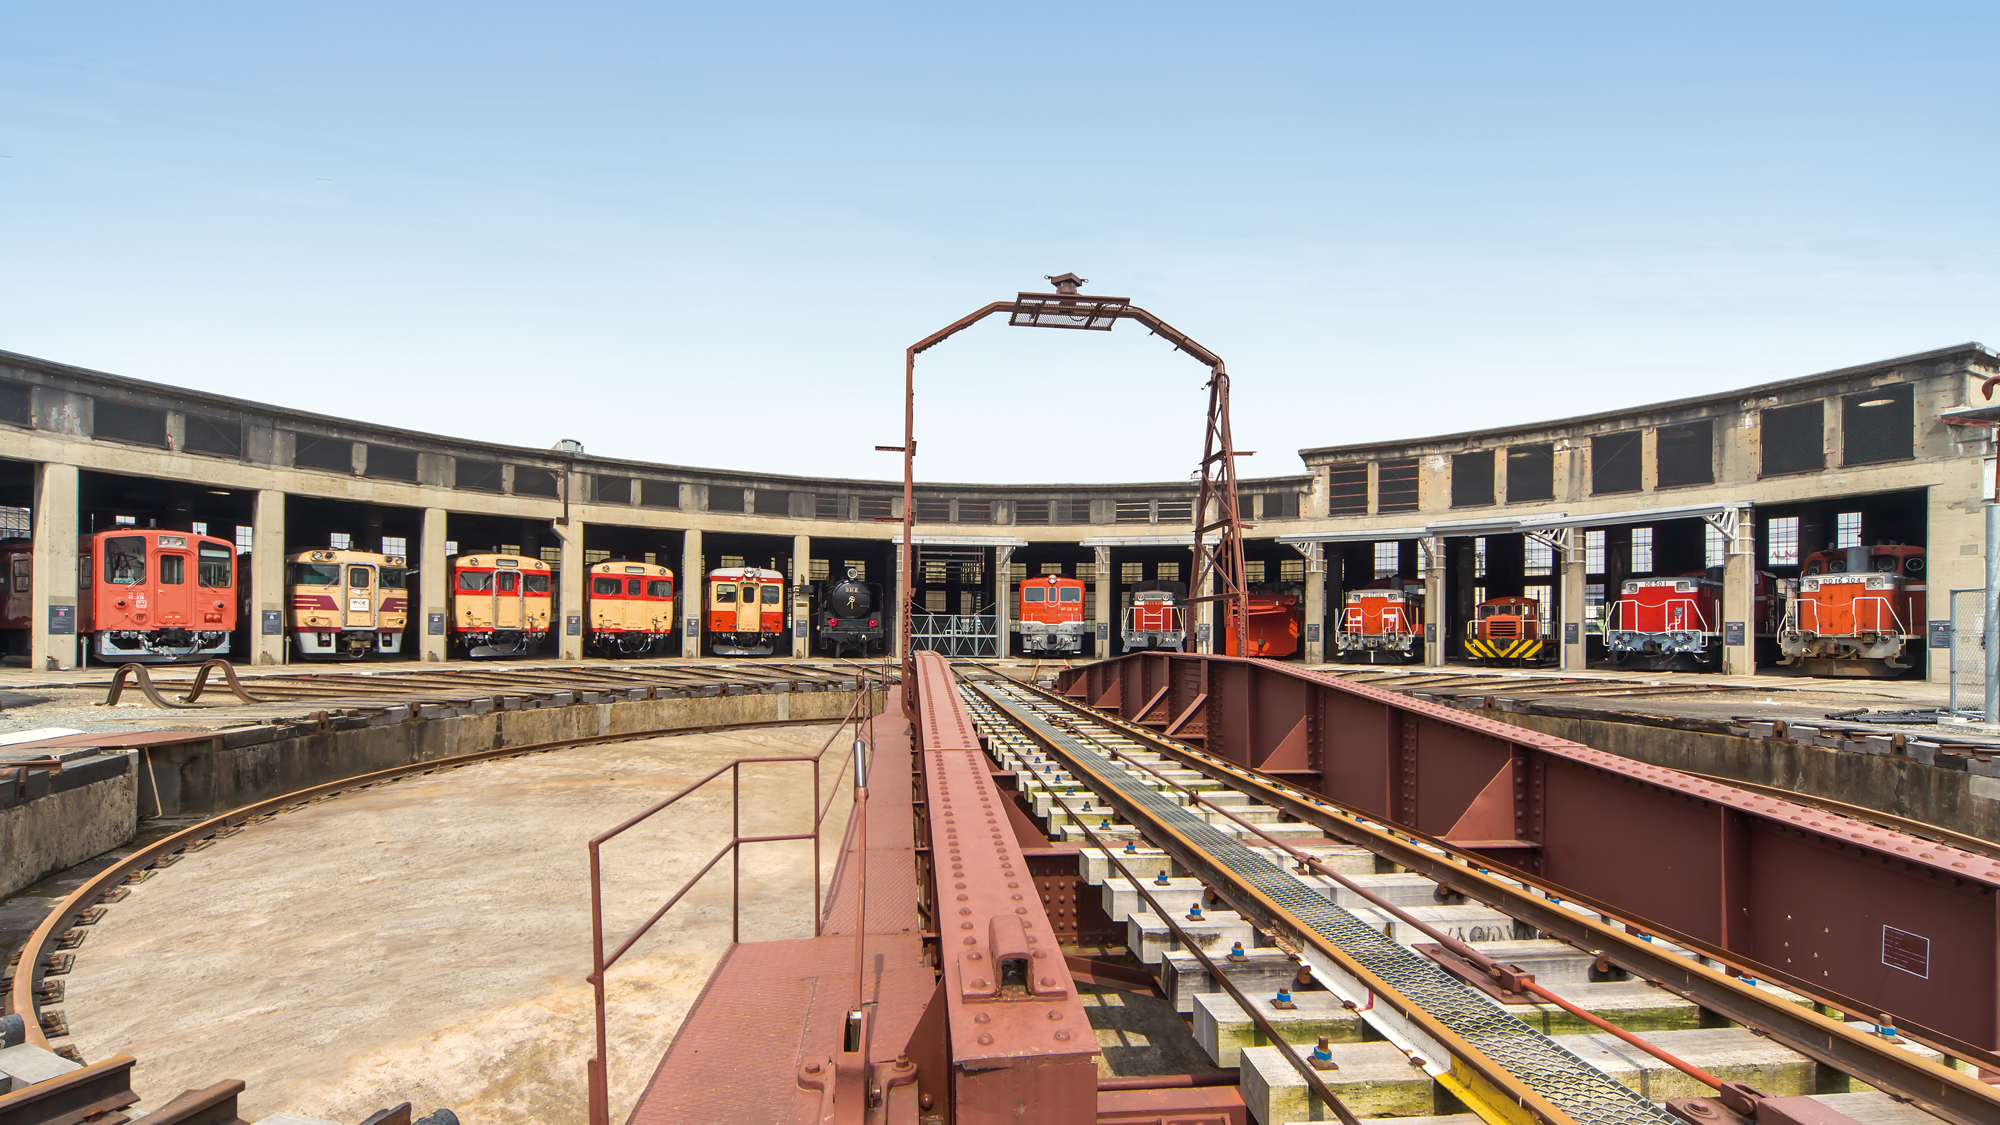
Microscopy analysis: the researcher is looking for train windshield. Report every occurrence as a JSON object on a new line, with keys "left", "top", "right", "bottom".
{"left": 649, "top": 580, "right": 673, "bottom": 597}
{"left": 762, "top": 585, "right": 782, "bottom": 605}
{"left": 495, "top": 572, "right": 519, "bottom": 593}
{"left": 1023, "top": 587, "right": 1045, "bottom": 602}
{"left": 290, "top": 563, "right": 340, "bottom": 586}
{"left": 347, "top": 566, "right": 372, "bottom": 588}
{"left": 523, "top": 574, "right": 550, "bottom": 593}
{"left": 103, "top": 536, "right": 146, "bottom": 584}
{"left": 714, "top": 584, "right": 737, "bottom": 604}
{"left": 158, "top": 554, "right": 186, "bottom": 584}
{"left": 627, "top": 578, "right": 644, "bottom": 595}
{"left": 199, "top": 544, "right": 233, "bottom": 588}
{"left": 379, "top": 568, "right": 407, "bottom": 588}
{"left": 1058, "top": 587, "right": 1082, "bottom": 602}
{"left": 459, "top": 570, "right": 493, "bottom": 592}
{"left": 594, "top": 577, "right": 622, "bottom": 595}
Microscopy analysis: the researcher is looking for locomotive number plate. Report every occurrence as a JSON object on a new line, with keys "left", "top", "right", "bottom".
{"left": 348, "top": 597, "right": 371, "bottom": 612}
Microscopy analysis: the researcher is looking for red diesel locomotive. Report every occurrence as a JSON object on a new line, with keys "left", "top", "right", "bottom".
{"left": 1335, "top": 581, "right": 1423, "bottom": 663}
{"left": 1778, "top": 545, "right": 1925, "bottom": 677}
{"left": 1018, "top": 575, "right": 1087, "bottom": 655}
{"left": 1605, "top": 568, "right": 1780, "bottom": 671}
{"left": 1224, "top": 584, "right": 1302, "bottom": 659}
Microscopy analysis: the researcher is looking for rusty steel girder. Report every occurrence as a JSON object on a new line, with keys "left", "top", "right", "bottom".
{"left": 913, "top": 652, "right": 1098, "bottom": 1122}
{"left": 1059, "top": 653, "right": 2000, "bottom": 1059}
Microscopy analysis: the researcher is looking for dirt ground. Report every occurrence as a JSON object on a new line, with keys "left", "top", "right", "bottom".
{"left": 61, "top": 723, "right": 857, "bottom": 1124}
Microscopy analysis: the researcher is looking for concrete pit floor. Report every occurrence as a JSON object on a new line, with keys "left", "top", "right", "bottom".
{"left": 62, "top": 722, "right": 858, "bottom": 1124}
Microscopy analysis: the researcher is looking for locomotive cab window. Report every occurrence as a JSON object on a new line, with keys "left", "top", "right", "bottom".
{"left": 762, "top": 585, "right": 781, "bottom": 604}
{"left": 627, "top": 578, "right": 645, "bottom": 596}
{"left": 459, "top": 570, "right": 493, "bottom": 592}
{"left": 649, "top": 579, "right": 673, "bottom": 598}
{"left": 714, "top": 584, "right": 737, "bottom": 603}
{"left": 594, "top": 577, "right": 622, "bottom": 595}
{"left": 347, "top": 566, "right": 372, "bottom": 588}
{"left": 380, "top": 567, "right": 407, "bottom": 588}
{"left": 524, "top": 574, "right": 550, "bottom": 593}
{"left": 494, "top": 572, "right": 519, "bottom": 593}
{"left": 159, "top": 554, "right": 186, "bottom": 584}
{"left": 1023, "top": 586, "right": 1046, "bottom": 602}
{"left": 291, "top": 563, "right": 339, "bottom": 585}
{"left": 104, "top": 537, "right": 146, "bottom": 584}
{"left": 199, "top": 544, "right": 233, "bottom": 588}
{"left": 1058, "top": 586, "right": 1082, "bottom": 602}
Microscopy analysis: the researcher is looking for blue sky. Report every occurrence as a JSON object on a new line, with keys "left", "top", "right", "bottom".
{"left": 3, "top": 4, "right": 1994, "bottom": 484}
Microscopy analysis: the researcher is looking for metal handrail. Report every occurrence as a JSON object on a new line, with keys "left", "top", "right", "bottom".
{"left": 1796, "top": 595, "right": 1907, "bottom": 638}
{"left": 1608, "top": 596, "right": 1710, "bottom": 636}
{"left": 584, "top": 676, "right": 878, "bottom": 1125}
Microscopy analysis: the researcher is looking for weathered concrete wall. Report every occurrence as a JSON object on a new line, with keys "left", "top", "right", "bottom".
{"left": 1478, "top": 708, "right": 2000, "bottom": 845}
{"left": 145, "top": 688, "right": 886, "bottom": 817}
{"left": 1, "top": 763, "right": 136, "bottom": 899}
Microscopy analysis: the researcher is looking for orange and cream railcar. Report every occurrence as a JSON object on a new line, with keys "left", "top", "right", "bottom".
{"left": 447, "top": 553, "right": 553, "bottom": 658}
{"left": 1335, "top": 583, "right": 1423, "bottom": 664}
{"left": 707, "top": 566, "right": 784, "bottom": 656}
{"left": 1018, "top": 575, "right": 1087, "bottom": 655}
{"left": 587, "top": 561, "right": 676, "bottom": 656}
{"left": 286, "top": 549, "right": 409, "bottom": 660}
{"left": 80, "top": 529, "right": 238, "bottom": 663}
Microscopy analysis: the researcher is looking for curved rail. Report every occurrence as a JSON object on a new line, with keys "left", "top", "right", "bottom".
{"left": 4, "top": 700, "right": 885, "bottom": 1052}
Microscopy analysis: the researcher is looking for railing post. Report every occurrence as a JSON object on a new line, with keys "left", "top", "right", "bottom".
{"left": 588, "top": 839, "right": 609, "bottom": 1125}
{"left": 813, "top": 754, "right": 823, "bottom": 936}
{"left": 732, "top": 761, "right": 741, "bottom": 945}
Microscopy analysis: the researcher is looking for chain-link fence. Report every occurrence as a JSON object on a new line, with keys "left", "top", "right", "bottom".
{"left": 1949, "top": 589, "right": 1985, "bottom": 717}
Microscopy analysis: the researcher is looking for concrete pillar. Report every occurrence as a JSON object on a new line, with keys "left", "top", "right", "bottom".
{"left": 558, "top": 520, "right": 584, "bottom": 659}
{"left": 419, "top": 508, "right": 448, "bottom": 662}
{"left": 1560, "top": 537, "right": 1587, "bottom": 671}
{"left": 251, "top": 490, "right": 286, "bottom": 665}
{"left": 1423, "top": 537, "right": 1446, "bottom": 667}
{"left": 995, "top": 546, "right": 1014, "bottom": 660}
{"left": 792, "top": 534, "right": 811, "bottom": 658}
{"left": 1299, "top": 542, "right": 1326, "bottom": 665}
{"left": 681, "top": 529, "right": 704, "bottom": 661}
{"left": 1720, "top": 510, "right": 1755, "bottom": 677}
{"left": 29, "top": 463, "right": 78, "bottom": 671}
{"left": 1094, "top": 546, "right": 1112, "bottom": 658}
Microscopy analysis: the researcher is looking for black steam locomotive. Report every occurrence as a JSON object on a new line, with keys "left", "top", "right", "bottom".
{"left": 816, "top": 569, "right": 885, "bottom": 657}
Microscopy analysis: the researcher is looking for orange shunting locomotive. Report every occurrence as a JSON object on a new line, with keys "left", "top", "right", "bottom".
{"left": 1779, "top": 545, "right": 1924, "bottom": 677}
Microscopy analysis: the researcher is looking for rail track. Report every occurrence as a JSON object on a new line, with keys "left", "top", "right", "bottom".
{"left": 0, "top": 668, "right": 885, "bottom": 1124}
{"left": 957, "top": 668, "right": 1996, "bottom": 1125}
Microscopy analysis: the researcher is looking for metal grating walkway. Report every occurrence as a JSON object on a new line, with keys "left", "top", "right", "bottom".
{"left": 969, "top": 679, "right": 1678, "bottom": 1125}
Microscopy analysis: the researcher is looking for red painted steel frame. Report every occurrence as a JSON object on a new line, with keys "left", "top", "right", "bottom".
{"left": 1060, "top": 653, "right": 2000, "bottom": 1055}
{"left": 913, "top": 651, "right": 1098, "bottom": 1123}
{"left": 583, "top": 686, "right": 875, "bottom": 1125}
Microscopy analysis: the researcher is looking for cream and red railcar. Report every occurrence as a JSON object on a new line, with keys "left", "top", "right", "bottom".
{"left": 447, "top": 553, "right": 552, "bottom": 658}
{"left": 286, "top": 549, "right": 409, "bottom": 660}
{"left": 80, "top": 529, "right": 238, "bottom": 663}
{"left": 1335, "top": 583, "right": 1422, "bottom": 664}
{"left": 1018, "top": 575, "right": 1086, "bottom": 655}
{"left": 1779, "top": 545, "right": 1925, "bottom": 677}
{"left": 706, "top": 566, "right": 784, "bottom": 656}
{"left": 587, "top": 561, "right": 675, "bottom": 656}
{"left": 1122, "top": 580, "right": 1186, "bottom": 652}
